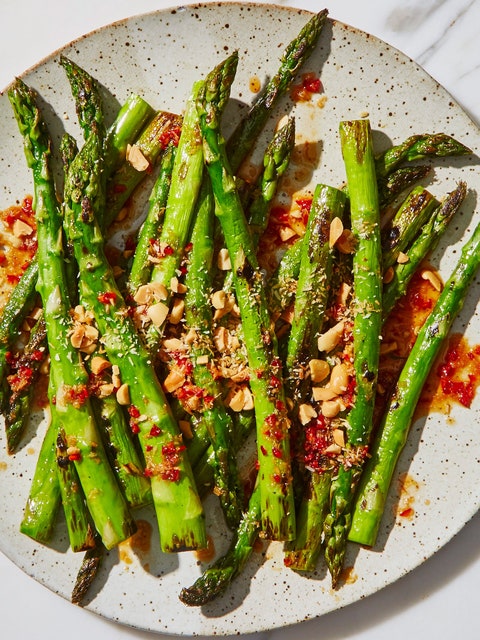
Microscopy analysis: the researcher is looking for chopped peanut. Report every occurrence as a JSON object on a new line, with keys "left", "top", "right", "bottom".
{"left": 329, "top": 362, "right": 349, "bottom": 394}
{"left": 163, "top": 369, "right": 186, "bottom": 393}
{"left": 298, "top": 403, "right": 317, "bottom": 425}
{"left": 217, "top": 248, "right": 231, "bottom": 271}
{"left": 309, "top": 358, "right": 330, "bottom": 383}
{"left": 421, "top": 268, "right": 443, "bottom": 292}
{"left": 116, "top": 383, "right": 130, "bottom": 406}
{"left": 317, "top": 320, "right": 345, "bottom": 353}
{"left": 12, "top": 219, "right": 34, "bottom": 237}
{"left": 312, "top": 386, "right": 337, "bottom": 402}
{"left": 336, "top": 229, "right": 356, "bottom": 254}
{"left": 383, "top": 266, "right": 395, "bottom": 284}
{"left": 169, "top": 298, "right": 185, "bottom": 324}
{"left": 329, "top": 216, "right": 344, "bottom": 248}
{"left": 321, "top": 399, "right": 341, "bottom": 418}
{"left": 126, "top": 144, "right": 150, "bottom": 171}
{"left": 147, "top": 301, "right": 169, "bottom": 327}
{"left": 90, "top": 356, "right": 112, "bottom": 375}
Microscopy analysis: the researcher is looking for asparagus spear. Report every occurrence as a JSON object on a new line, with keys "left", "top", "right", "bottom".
{"left": 375, "top": 133, "right": 472, "bottom": 178}
{"left": 350, "top": 214, "right": 480, "bottom": 546}
{"left": 0, "top": 258, "right": 39, "bottom": 397}
{"left": 4, "top": 314, "right": 47, "bottom": 453}
{"left": 197, "top": 53, "right": 296, "bottom": 541}
{"left": 226, "top": 9, "right": 328, "bottom": 172}
{"left": 139, "top": 81, "right": 204, "bottom": 351}
{"left": 183, "top": 178, "right": 244, "bottom": 529}
{"left": 71, "top": 539, "right": 104, "bottom": 605}
{"left": 62, "top": 108, "right": 206, "bottom": 554}
{"left": 179, "top": 482, "right": 262, "bottom": 606}
{"left": 323, "top": 120, "right": 383, "bottom": 586}
{"left": 247, "top": 116, "right": 296, "bottom": 246}
{"left": 104, "top": 110, "right": 182, "bottom": 229}
{"left": 127, "top": 143, "right": 176, "bottom": 293}
{"left": 9, "top": 78, "right": 136, "bottom": 549}
{"left": 283, "top": 184, "right": 346, "bottom": 570}
{"left": 383, "top": 182, "right": 467, "bottom": 319}
{"left": 381, "top": 185, "right": 439, "bottom": 271}
{"left": 20, "top": 415, "right": 61, "bottom": 543}
{"left": 285, "top": 184, "right": 347, "bottom": 389}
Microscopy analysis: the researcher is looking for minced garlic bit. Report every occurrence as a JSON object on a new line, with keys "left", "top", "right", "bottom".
{"left": 397, "top": 251, "right": 409, "bottom": 264}
{"left": 126, "top": 144, "right": 150, "bottom": 172}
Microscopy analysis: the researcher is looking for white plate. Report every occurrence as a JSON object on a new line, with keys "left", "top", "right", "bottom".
{"left": 1, "top": 2, "right": 479, "bottom": 636}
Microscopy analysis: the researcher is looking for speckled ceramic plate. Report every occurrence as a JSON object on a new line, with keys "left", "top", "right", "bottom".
{"left": 1, "top": 2, "right": 480, "bottom": 636}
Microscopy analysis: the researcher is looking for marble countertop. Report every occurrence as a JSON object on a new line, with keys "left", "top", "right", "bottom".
{"left": 1, "top": 1, "right": 479, "bottom": 639}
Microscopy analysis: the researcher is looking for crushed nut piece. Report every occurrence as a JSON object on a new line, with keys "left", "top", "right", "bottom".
{"left": 126, "top": 144, "right": 150, "bottom": 171}
{"left": 217, "top": 248, "right": 231, "bottom": 271}
{"left": 116, "top": 383, "right": 130, "bottom": 406}
{"left": 90, "top": 356, "right": 112, "bottom": 375}
{"left": 298, "top": 403, "right": 317, "bottom": 425}
{"left": 329, "top": 217, "right": 344, "bottom": 248}
{"left": 309, "top": 359, "right": 330, "bottom": 383}
{"left": 147, "top": 301, "right": 169, "bottom": 327}
{"left": 421, "top": 268, "right": 443, "bottom": 292}
{"left": 397, "top": 251, "right": 409, "bottom": 264}
{"left": 317, "top": 320, "right": 345, "bottom": 353}
{"left": 163, "top": 369, "right": 186, "bottom": 393}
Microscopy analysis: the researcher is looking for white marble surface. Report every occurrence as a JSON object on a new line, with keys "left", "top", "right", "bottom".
{"left": 1, "top": 1, "right": 479, "bottom": 639}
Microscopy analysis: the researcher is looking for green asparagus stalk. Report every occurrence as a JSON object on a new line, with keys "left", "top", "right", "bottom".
{"left": 4, "top": 314, "right": 47, "bottom": 453}
{"left": 377, "top": 165, "right": 432, "bottom": 208}
{"left": 55, "top": 422, "right": 95, "bottom": 552}
{"left": 282, "top": 184, "right": 346, "bottom": 570}
{"left": 184, "top": 178, "right": 244, "bottom": 529}
{"left": 9, "top": 78, "right": 136, "bottom": 549}
{"left": 104, "top": 110, "right": 182, "bottom": 229}
{"left": 20, "top": 416, "right": 61, "bottom": 542}
{"left": 0, "top": 258, "right": 39, "bottom": 397}
{"left": 60, "top": 56, "right": 103, "bottom": 138}
{"left": 103, "top": 94, "right": 155, "bottom": 176}
{"left": 323, "top": 120, "right": 383, "bottom": 586}
{"left": 127, "top": 143, "right": 176, "bottom": 293}
{"left": 91, "top": 391, "right": 152, "bottom": 509}
{"left": 381, "top": 185, "right": 439, "bottom": 271}
{"left": 139, "top": 81, "right": 205, "bottom": 350}
{"left": 62, "top": 112, "right": 206, "bottom": 554}
{"left": 179, "top": 482, "right": 262, "bottom": 606}
{"left": 71, "top": 539, "right": 104, "bottom": 605}
{"left": 350, "top": 214, "right": 480, "bottom": 547}
{"left": 247, "top": 116, "right": 296, "bottom": 246}
{"left": 375, "top": 133, "right": 472, "bottom": 178}
{"left": 383, "top": 182, "right": 467, "bottom": 319}
{"left": 286, "top": 184, "right": 347, "bottom": 389}
{"left": 226, "top": 9, "right": 328, "bottom": 172}
{"left": 197, "top": 53, "right": 296, "bottom": 541}
{"left": 284, "top": 471, "right": 331, "bottom": 570}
